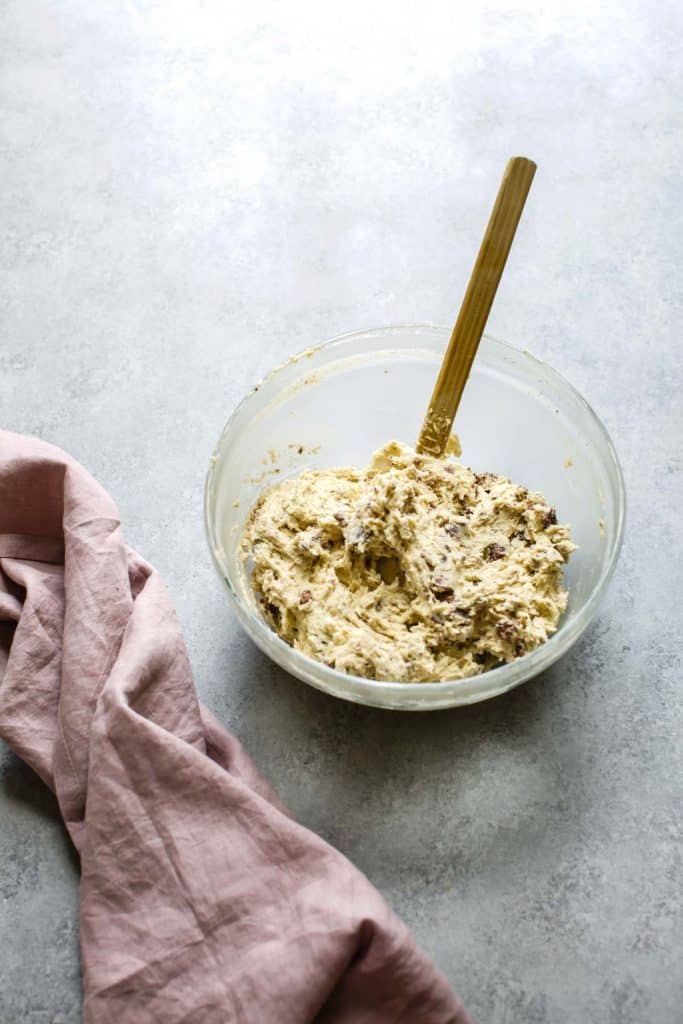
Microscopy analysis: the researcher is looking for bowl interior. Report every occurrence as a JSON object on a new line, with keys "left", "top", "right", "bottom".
{"left": 206, "top": 325, "right": 624, "bottom": 707}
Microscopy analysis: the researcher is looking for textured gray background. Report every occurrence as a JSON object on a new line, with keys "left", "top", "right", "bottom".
{"left": 1, "top": 2, "right": 681, "bottom": 1022}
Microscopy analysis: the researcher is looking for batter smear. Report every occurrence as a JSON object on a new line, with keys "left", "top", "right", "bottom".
{"left": 241, "top": 441, "right": 575, "bottom": 682}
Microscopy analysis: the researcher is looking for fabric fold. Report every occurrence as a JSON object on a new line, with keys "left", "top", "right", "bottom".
{"left": 0, "top": 430, "right": 470, "bottom": 1024}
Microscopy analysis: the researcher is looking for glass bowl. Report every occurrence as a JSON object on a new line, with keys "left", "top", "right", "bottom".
{"left": 205, "top": 325, "right": 625, "bottom": 710}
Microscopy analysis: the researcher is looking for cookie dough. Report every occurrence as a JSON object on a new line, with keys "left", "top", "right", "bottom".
{"left": 241, "top": 441, "right": 575, "bottom": 683}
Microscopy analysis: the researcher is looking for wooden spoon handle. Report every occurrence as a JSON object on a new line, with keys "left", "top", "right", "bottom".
{"left": 416, "top": 156, "right": 536, "bottom": 456}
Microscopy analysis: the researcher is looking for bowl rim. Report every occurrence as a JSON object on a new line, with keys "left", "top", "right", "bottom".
{"left": 204, "top": 323, "right": 626, "bottom": 707}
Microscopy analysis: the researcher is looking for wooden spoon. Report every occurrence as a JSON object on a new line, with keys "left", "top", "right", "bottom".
{"left": 416, "top": 156, "right": 536, "bottom": 457}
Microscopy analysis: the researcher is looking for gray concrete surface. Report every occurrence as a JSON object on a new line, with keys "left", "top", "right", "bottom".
{"left": 1, "top": 2, "right": 681, "bottom": 1021}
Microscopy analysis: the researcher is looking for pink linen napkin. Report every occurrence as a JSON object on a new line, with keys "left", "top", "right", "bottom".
{"left": 0, "top": 430, "right": 470, "bottom": 1024}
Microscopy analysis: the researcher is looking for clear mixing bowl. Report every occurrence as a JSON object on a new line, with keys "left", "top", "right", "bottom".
{"left": 205, "top": 325, "right": 625, "bottom": 710}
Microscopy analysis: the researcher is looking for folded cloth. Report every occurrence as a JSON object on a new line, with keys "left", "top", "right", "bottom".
{"left": 0, "top": 430, "right": 470, "bottom": 1024}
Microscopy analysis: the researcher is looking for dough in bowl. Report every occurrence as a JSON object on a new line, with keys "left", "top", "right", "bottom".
{"left": 241, "top": 441, "right": 575, "bottom": 683}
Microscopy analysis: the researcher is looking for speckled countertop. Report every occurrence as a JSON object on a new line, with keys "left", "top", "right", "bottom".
{"left": 1, "top": 3, "right": 681, "bottom": 1022}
